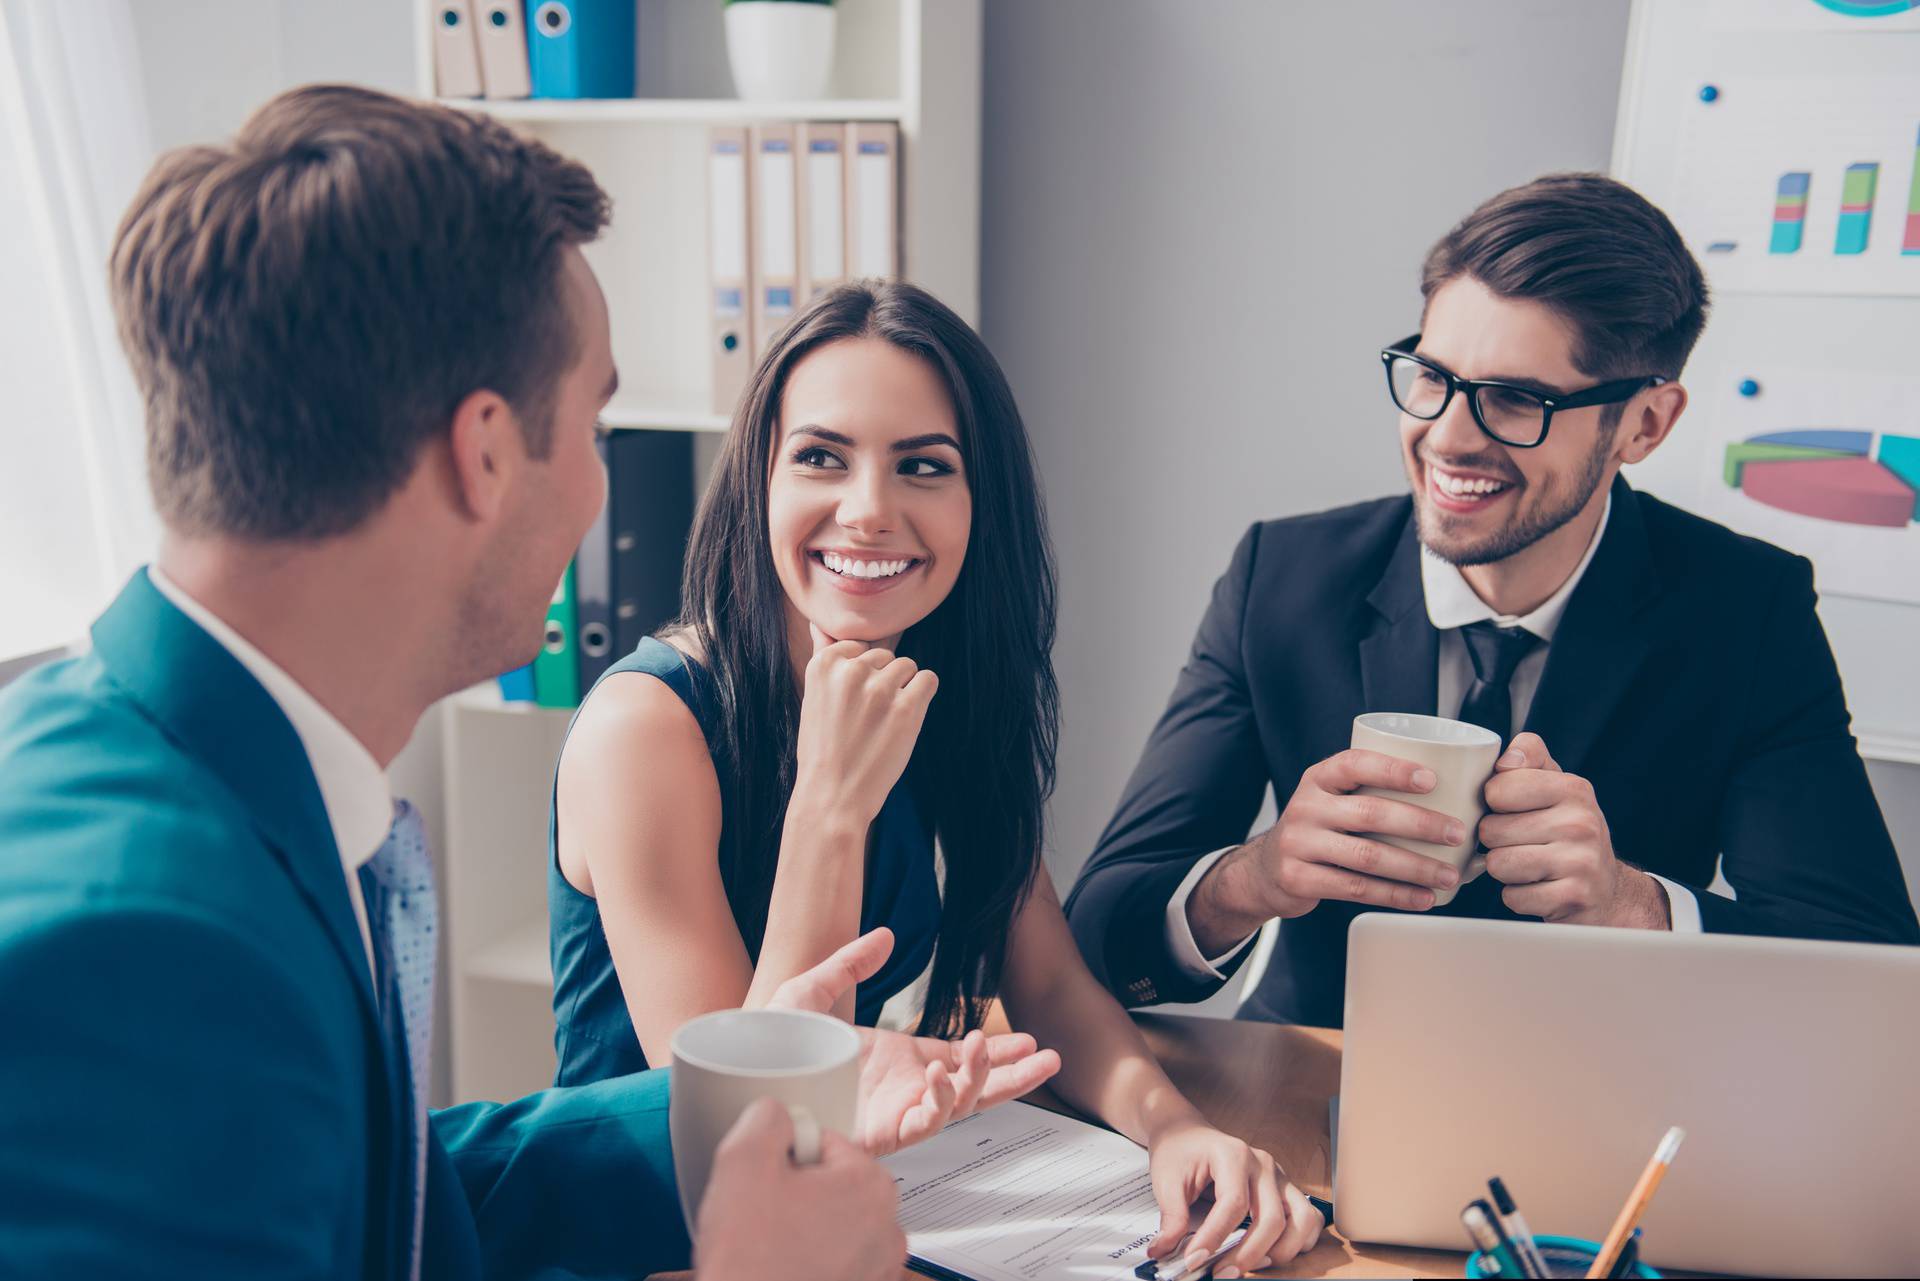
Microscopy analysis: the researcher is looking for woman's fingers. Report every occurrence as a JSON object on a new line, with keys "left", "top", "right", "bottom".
{"left": 974, "top": 1047, "right": 1061, "bottom": 1109}
{"left": 897, "top": 1061, "right": 957, "bottom": 1152}
{"left": 1217, "top": 1152, "right": 1285, "bottom": 1275}
{"left": 1268, "top": 1180, "right": 1324, "bottom": 1265}
{"left": 1180, "top": 1163, "right": 1252, "bottom": 1265}
{"left": 949, "top": 1030, "right": 989, "bottom": 1117}
{"left": 1145, "top": 1165, "right": 1194, "bottom": 1261}
{"left": 980, "top": 1031, "right": 1038, "bottom": 1064}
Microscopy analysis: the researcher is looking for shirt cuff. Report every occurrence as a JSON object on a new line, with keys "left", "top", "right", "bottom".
{"left": 1165, "top": 847, "right": 1260, "bottom": 982}
{"left": 1647, "top": 872, "right": 1702, "bottom": 934}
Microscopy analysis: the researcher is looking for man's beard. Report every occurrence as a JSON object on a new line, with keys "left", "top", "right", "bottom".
{"left": 1418, "top": 422, "right": 1615, "bottom": 568}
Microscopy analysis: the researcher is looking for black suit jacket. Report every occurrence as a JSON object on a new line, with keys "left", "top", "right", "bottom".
{"left": 1063, "top": 477, "right": 1920, "bottom": 1026}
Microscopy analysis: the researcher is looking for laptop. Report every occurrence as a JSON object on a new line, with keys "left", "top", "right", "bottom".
{"left": 1332, "top": 914, "right": 1920, "bottom": 1277}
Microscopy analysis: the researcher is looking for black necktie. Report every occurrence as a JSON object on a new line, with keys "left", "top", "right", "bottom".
{"left": 1456, "top": 621, "right": 1543, "bottom": 740}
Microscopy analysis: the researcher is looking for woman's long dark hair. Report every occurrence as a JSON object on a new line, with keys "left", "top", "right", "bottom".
{"left": 677, "top": 280, "right": 1058, "bottom": 1037}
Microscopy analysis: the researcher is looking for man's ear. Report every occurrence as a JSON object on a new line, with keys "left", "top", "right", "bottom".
{"left": 1616, "top": 380, "right": 1688, "bottom": 467}
{"left": 445, "top": 389, "right": 522, "bottom": 522}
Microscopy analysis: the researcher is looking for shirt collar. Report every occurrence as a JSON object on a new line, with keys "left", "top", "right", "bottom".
{"left": 148, "top": 566, "right": 392, "bottom": 874}
{"left": 1420, "top": 492, "right": 1612, "bottom": 641}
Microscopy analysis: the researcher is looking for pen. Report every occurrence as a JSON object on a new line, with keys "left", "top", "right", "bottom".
{"left": 1488, "top": 1177, "right": 1550, "bottom": 1280}
{"left": 1480, "top": 1197, "right": 1536, "bottom": 1280}
{"left": 1134, "top": 1222, "right": 1249, "bottom": 1281}
{"left": 1604, "top": 1229, "right": 1642, "bottom": 1279}
{"left": 1131, "top": 1199, "right": 1333, "bottom": 1281}
{"left": 1462, "top": 1200, "right": 1525, "bottom": 1280}
{"left": 1586, "top": 1127, "right": 1684, "bottom": 1279}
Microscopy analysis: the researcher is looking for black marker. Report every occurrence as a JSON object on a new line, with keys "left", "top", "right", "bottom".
{"left": 1488, "top": 1177, "right": 1549, "bottom": 1279}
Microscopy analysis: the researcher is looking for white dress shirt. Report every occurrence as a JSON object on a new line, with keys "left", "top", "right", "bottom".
{"left": 149, "top": 566, "right": 390, "bottom": 978}
{"left": 1165, "top": 494, "right": 1699, "bottom": 981}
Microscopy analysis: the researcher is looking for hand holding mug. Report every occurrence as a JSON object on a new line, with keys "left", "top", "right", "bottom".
{"left": 694, "top": 1099, "right": 905, "bottom": 1281}
{"left": 1234, "top": 748, "right": 1467, "bottom": 917}
{"left": 794, "top": 622, "right": 939, "bottom": 823}
{"left": 1480, "top": 733, "right": 1670, "bottom": 929}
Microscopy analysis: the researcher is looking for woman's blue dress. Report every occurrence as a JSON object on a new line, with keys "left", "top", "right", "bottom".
{"left": 547, "top": 636, "right": 943, "bottom": 1083}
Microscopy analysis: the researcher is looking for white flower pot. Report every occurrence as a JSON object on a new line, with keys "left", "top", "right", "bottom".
{"left": 725, "top": 2, "right": 837, "bottom": 101}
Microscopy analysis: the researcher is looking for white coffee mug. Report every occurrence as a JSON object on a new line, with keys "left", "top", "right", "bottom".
{"left": 1349, "top": 712, "right": 1503, "bottom": 907}
{"left": 669, "top": 1007, "right": 860, "bottom": 1229}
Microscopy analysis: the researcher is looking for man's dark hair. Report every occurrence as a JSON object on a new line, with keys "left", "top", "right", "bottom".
{"left": 110, "top": 84, "right": 610, "bottom": 539}
{"left": 1421, "top": 173, "right": 1709, "bottom": 408}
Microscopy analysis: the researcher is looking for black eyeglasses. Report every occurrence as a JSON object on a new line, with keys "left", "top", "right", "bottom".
{"left": 1379, "top": 334, "right": 1665, "bottom": 448}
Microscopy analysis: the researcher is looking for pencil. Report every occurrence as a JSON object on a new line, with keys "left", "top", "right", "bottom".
{"left": 1585, "top": 1127, "right": 1684, "bottom": 1279}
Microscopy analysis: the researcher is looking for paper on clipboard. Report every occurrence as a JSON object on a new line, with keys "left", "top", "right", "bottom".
{"left": 881, "top": 1100, "right": 1169, "bottom": 1281}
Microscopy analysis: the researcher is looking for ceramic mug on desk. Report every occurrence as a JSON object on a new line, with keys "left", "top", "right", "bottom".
{"left": 1350, "top": 712, "right": 1503, "bottom": 907}
{"left": 669, "top": 1008, "right": 860, "bottom": 1228}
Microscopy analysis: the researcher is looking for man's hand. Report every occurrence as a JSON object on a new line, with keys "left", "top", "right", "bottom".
{"left": 1186, "top": 749, "right": 1467, "bottom": 957}
{"left": 767, "top": 928, "right": 1062, "bottom": 1155}
{"left": 694, "top": 1099, "right": 905, "bottom": 1281}
{"left": 1480, "top": 733, "right": 1670, "bottom": 929}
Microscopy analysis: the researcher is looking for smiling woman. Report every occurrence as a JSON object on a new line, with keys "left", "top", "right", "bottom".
{"left": 771, "top": 335, "right": 973, "bottom": 651}
{"left": 550, "top": 280, "right": 1052, "bottom": 1064}
{"left": 545, "top": 280, "right": 1327, "bottom": 1275}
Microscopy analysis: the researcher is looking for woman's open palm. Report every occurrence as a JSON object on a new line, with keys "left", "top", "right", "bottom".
{"left": 854, "top": 1025, "right": 1061, "bottom": 1156}
{"left": 767, "top": 928, "right": 1061, "bottom": 1156}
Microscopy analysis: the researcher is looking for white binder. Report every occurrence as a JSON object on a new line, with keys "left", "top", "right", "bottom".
{"left": 796, "top": 121, "right": 848, "bottom": 301}
{"left": 474, "top": 2, "right": 532, "bottom": 99}
{"left": 708, "top": 126, "right": 755, "bottom": 415}
{"left": 430, "top": 0, "right": 484, "bottom": 99}
{"left": 846, "top": 122, "right": 900, "bottom": 279}
{"left": 750, "top": 123, "right": 800, "bottom": 358}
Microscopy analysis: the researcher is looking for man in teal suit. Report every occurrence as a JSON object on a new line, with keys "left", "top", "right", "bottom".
{"left": 0, "top": 85, "right": 1047, "bottom": 1280}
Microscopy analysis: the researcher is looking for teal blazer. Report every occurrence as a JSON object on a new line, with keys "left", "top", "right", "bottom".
{"left": 0, "top": 571, "right": 691, "bottom": 1279}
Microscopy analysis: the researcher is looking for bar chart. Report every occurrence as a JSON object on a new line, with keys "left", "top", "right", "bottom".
{"left": 1904, "top": 125, "right": 1920, "bottom": 254}
{"left": 1770, "top": 171, "right": 1811, "bottom": 253}
{"left": 1667, "top": 75, "right": 1920, "bottom": 295}
{"left": 1835, "top": 162, "right": 1881, "bottom": 253}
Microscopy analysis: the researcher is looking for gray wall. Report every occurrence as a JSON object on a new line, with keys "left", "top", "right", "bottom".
{"left": 127, "top": 0, "right": 414, "bottom": 153}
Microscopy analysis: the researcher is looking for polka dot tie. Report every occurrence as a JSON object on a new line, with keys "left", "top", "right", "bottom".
{"left": 359, "top": 799, "right": 435, "bottom": 1281}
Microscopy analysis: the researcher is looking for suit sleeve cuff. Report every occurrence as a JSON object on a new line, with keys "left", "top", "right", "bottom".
{"left": 1165, "top": 847, "right": 1259, "bottom": 981}
{"left": 1647, "top": 872, "right": 1702, "bottom": 933}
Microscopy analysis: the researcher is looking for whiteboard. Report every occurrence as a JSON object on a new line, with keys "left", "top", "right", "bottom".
{"left": 1612, "top": 0, "right": 1920, "bottom": 765}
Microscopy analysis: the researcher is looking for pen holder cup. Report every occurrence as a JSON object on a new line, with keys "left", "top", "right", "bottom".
{"left": 1465, "top": 1234, "right": 1661, "bottom": 1279}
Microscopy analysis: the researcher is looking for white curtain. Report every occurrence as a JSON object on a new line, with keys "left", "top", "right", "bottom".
{"left": 0, "top": 0, "right": 157, "bottom": 655}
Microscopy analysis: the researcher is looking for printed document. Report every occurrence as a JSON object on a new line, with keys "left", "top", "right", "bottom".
{"left": 881, "top": 1100, "right": 1167, "bottom": 1281}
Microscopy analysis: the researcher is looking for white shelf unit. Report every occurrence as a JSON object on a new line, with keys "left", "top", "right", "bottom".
{"left": 420, "top": 0, "right": 982, "bottom": 1105}
{"left": 444, "top": 96, "right": 906, "bottom": 124}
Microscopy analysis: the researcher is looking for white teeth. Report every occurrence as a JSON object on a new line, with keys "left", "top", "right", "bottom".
{"left": 819, "top": 552, "right": 913, "bottom": 580}
{"left": 1435, "top": 471, "right": 1510, "bottom": 498}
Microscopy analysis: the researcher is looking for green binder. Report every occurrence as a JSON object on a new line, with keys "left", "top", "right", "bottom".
{"left": 534, "top": 562, "right": 581, "bottom": 708}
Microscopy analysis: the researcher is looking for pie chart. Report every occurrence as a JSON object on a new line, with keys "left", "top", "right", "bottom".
{"left": 1811, "top": 0, "right": 1920, "bottom": 14}
{"left": 1723, "top": 429, "right": 1920, "bottom": 528}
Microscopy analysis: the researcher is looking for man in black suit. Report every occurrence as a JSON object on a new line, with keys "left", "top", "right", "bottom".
{"left": 1064, "top": 173, "right": 1920, "bottom": 1027}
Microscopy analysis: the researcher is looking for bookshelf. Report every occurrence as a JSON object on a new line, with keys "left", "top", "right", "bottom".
{"left": 447, "top": 96, "right": 905, "bottom": 123}
{"left": 416, "top": 0, "right": 982, "bottom": 1105}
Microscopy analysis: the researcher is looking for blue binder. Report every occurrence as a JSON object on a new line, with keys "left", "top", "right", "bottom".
{"left": 495, "top": 663, "right": 536, "bottom": 703}
{"left": 526, "top": 0, "right": 636, "bottom": 99}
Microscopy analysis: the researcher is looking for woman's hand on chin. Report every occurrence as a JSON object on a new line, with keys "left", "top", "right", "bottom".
{"left": 792, "top": 621, "right": 938, "bottom": 826}
{"left": 1141, "top": 1114, "right": 1324, "bottom": 1278}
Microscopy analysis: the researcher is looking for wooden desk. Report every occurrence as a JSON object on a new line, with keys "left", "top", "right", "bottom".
{"left": 661, "top": 1015, "right": 1473, "bottom": 1280}
{"left": 1064, "top": 1014, "right": 1467, "bottom": 1280}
